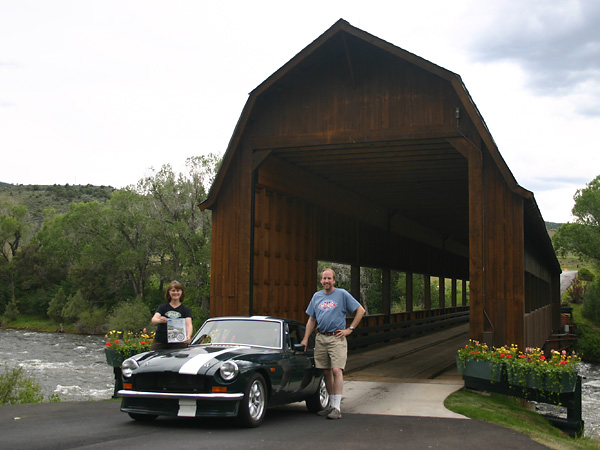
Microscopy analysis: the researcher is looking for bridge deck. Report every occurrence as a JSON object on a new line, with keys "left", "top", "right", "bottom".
{"left": 345, "top": 323, "right": 468, "bottom": 383}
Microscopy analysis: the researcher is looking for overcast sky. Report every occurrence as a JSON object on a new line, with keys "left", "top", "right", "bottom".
{"left": 1, "top": 0, "right": 598, "bottom": 223}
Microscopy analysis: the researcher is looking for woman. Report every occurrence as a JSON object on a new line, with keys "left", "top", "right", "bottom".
{"left": 150, "top": 280, "right": 193, "bottom": 350}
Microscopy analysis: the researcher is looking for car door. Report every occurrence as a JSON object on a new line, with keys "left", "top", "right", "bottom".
{"left": 283, "top": 322, "right": 316, "bottom": 399}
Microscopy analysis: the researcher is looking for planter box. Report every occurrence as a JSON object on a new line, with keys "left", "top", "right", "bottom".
{"left": 105, "top": 348, "right": 125, "bottom": 367}
{"left": 105, "top": 348, "right": 138, "bottom": 367}
{"left": 456, "top": 357, "right": 504, "bottom": 382}
{"left": 506, "top": 368, "right": 577, "bottom": 393}
{"left": 543, "top": 372, "right": 578, "bottom": 393}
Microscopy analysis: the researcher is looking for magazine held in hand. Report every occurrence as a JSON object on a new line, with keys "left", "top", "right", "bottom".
{"left": 167, "top": 318, "right": 187, "bottom": 343}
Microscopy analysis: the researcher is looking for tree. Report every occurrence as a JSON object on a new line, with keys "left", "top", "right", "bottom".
{"left": 0, "top": 203, "right": 30, "bottom": 311}
{"left": 137, "top": 155, "right": 220, "bottom": 310}
{"left": 61, "top": 290, "right": 90, "bottom": 323}
{"left": 47, "top": 287, "right": 67, "bottom": 322}
{"left": 552, "top": 175, "right": 600, "bottom": 266}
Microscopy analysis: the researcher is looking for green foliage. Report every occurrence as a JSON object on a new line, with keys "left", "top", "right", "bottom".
{"left": 106, "top": 297, "right": 152, "bottom": 333}
{"left": 190, "top": 304, "right": 210, "bottom": 333}
{"left": 578, "top": 267, "right": 595, "bottom": 281}
{"left": 2, "top": 297, "right": 19, "bottom": 322}
{"left": 572, "top": 303, "right": 600, "bottom": 363}
{"left": 1, "top": 156, "right": 220, "bottom": 323}
{"left": 582, "top": 278, "right": 600, "bottom": 324}
{"left": 0, "top": 365, "right": 44, "bottom": 405}
{"left": 552, "top": 175, "right": 600, "bottom": 266}
{"left": 0, "top": 184, "right": 114, "bottom": 238}
{"left": 76, "top": 307, "right": 106, "bottom": 334}
{"left": 566, "top": 277, "right": 588, "bottom": 304}
{"left": 61, "top": 290, "right": 90, "bottom": 323}
{"left": 47, "top": 287, "right": 67, "bottom": 322}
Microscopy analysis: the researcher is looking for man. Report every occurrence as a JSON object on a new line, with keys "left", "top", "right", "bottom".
{"left": 300, "top": 268, "right": 365, "bottom": 420}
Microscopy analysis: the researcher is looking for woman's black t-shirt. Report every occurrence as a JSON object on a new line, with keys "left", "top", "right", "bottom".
{"left": 154, "top": 303, "right": 193, "bottom": 344}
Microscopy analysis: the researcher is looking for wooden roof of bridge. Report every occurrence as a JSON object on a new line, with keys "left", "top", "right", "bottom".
{"left": 201, "top": 19, "right": 557, "bottom": 271}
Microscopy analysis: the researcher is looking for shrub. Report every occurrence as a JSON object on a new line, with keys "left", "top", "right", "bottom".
{"left": 565, "top": 278, "right": 587, "bottom": 304}
{"left": 582, "top": 278, "right": 600, "bottom": 324}
{"left": 0, "top": 365, "right": 44, "bottom": 405}
{"left": 106, "top": 297, "right": 151, "bottom": 333}
{"left": 47, "top": 287, "right": 67, "bottom": 322}
{"left": 61, "top": 290, "right": 90, "bottom": 323}
{"left": 577, "top": 267, "right": 594, "bottom": 282}
{"left": 572, "top": 304, "right": 600, "bottom": 363}
{"left": 76, "top": 307, "right": 106, "bottom": 334}
{"left": 2, "top": 298, "right": 19, "bottom": 322}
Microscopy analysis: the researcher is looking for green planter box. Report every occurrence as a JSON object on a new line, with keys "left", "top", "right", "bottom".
{"left": 456, "top": 357, "right": 504, "bottom": 382}
{"left": 105, "top": 348, "right": 125, "bottom": 367}
{"left": 506, "top": 368, "right": 577, "bottom": 393}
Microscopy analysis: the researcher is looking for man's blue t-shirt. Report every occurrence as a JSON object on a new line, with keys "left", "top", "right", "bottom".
{"left": 305, "top": 288, "right": 361, "bottom": 333}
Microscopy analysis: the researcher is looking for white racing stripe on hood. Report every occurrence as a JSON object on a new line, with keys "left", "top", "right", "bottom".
{"left": 179, "top": 347, "right": 248, "bottom": 375}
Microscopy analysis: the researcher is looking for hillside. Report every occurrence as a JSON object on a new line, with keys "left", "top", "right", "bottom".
{"left": 0, "top": 183, "right": 116, "bottom": 236}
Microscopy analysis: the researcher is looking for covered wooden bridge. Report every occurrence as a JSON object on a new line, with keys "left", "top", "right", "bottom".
{"left": 199, "top": 19, "right": 561, "bottom": 350}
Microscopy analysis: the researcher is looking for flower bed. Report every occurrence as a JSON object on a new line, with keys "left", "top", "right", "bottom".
{"left": 456, "top": 340, "right": 580, "bottom": 393}
{"left": 104, "top": 329, "right": 155, "bottom": 366}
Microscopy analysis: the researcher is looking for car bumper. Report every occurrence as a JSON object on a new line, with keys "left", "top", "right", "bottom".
{"left": 119, "top": 390, "right": 244, "bottom": 418}
{"left": 118, "top": 390, "right": 243, "bottom": 400}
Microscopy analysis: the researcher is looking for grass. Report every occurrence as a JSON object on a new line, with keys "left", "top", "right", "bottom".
{"left": 0, "top": 315, "right": 77, "bottom": 334}
{"left": 444, "top": 389, "right": 600, "bottom": 450}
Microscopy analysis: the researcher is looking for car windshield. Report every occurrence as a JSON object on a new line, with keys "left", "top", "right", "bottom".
{"left": 191, "top": 319, "right": 282, "bottom": 349}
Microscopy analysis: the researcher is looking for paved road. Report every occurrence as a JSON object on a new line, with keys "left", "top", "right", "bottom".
{"left": 561, "top": 270, "right": 578, "bottom": 295}
{"left": 0, "top": 398, "right": 551, "bottom": 449}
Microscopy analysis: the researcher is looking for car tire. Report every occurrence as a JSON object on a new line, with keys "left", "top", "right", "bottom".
{"left": 305, "top": 375, "right": 329, "bottom": 413}
{"left": 128, "top": 412, "right": 158, "bottom": 422}
{"left": 237, "top": 373, "right": 267, "bottom": 427}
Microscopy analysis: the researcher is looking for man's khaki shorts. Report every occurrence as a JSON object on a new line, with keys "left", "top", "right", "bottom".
{"left": 314, "top": 333, "right": 348, "bottom": 370}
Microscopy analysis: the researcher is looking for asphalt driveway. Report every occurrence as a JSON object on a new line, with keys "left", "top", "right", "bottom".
{"left": 0, "top": 399, "right": 550, "bottom": 449}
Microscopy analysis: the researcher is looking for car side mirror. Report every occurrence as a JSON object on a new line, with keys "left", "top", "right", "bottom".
{"left": 293, "top": 343, "right": 306, "bottom": 352}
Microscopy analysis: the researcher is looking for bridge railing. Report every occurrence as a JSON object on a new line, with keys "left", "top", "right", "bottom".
{"left": 348, "top": 310, "right": 470, "bottom": 350}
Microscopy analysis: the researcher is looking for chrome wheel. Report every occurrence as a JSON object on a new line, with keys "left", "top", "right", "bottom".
{"left": 248, "top": 378, "right": 265, "bottom": 420}
{"left": 238, "top": 373, "right": 267, "bottom": 427}
{"left": 306, "top": 375, "right": 329, "bottom": 413}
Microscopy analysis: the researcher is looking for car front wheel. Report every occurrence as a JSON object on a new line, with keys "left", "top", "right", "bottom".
{"left": 237, "top": 373, "right": 267, "bottom": 427}
{"left": 305, "top": 375, "right": 329, "bottom": 413}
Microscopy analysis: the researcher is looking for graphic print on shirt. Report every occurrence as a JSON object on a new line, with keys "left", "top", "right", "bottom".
{"left": 166, "top": 310, "right": 183, "bottom": 318}
{"left": 319, "top": 300, "right": 338, "bottom": 310}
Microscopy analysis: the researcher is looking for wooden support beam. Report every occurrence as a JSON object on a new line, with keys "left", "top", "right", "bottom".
{"left": 447, "top": 137, "right": 484, "bottom": 342}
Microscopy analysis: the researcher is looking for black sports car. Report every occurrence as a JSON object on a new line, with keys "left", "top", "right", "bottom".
{"left": 118, "top": 316, "right": 328, "bottom": 427}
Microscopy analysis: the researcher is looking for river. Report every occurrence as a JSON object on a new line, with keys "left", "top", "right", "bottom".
{"left": 1, "top": 328, "right": 599, "bottom": 438}
{"left": 0, "top": 328, "right": 114, "bottom": 401}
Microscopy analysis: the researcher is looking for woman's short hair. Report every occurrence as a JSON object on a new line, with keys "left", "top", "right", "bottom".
{"left": 165, "top": 280, "right": 185, "bottom": 302}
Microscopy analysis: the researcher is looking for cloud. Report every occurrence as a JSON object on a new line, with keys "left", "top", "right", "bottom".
{"left": 468, "top": 1, "right": 600, "bottom": 115}
{"left": 525, "top": 176, "right": 591, "bottom": 193}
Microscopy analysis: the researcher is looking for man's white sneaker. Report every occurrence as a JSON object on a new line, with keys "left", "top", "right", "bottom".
{"left": 326, "top": 408, "right": 342, "bottom": 419}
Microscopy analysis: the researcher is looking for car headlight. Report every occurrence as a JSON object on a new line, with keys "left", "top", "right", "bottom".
{"left": 122, "top": 358, "right": 139, "bottom": 378}
{"left": 219, "top": 361, "right": 239, "bottom": 381}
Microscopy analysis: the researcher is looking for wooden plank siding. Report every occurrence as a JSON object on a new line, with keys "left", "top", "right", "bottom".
{"left": 200, "top": 20, "right": 561, "bottom": 349}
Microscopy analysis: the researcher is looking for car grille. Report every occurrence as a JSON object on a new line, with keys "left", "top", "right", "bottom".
{"left": 134, "top": 373, "right": 208, "bottom": 393}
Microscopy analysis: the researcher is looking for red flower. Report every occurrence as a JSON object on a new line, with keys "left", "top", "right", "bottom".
{"left": 540, "top": 356, "right": 546, "bottom": 360}
{"left": 105, "top": 342, "right": 112, "bottom": 347}
{"left": 140, "top": 341, "right": 147, "bottom": 345}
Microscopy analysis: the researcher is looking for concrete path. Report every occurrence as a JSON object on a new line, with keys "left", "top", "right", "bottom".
{"left": 335, "top": 324, "right": 469, "bottom": 419}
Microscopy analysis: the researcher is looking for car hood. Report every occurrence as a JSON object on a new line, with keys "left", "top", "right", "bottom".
{"left": 131, "top": 345, "right": 257, "bottom": 375}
